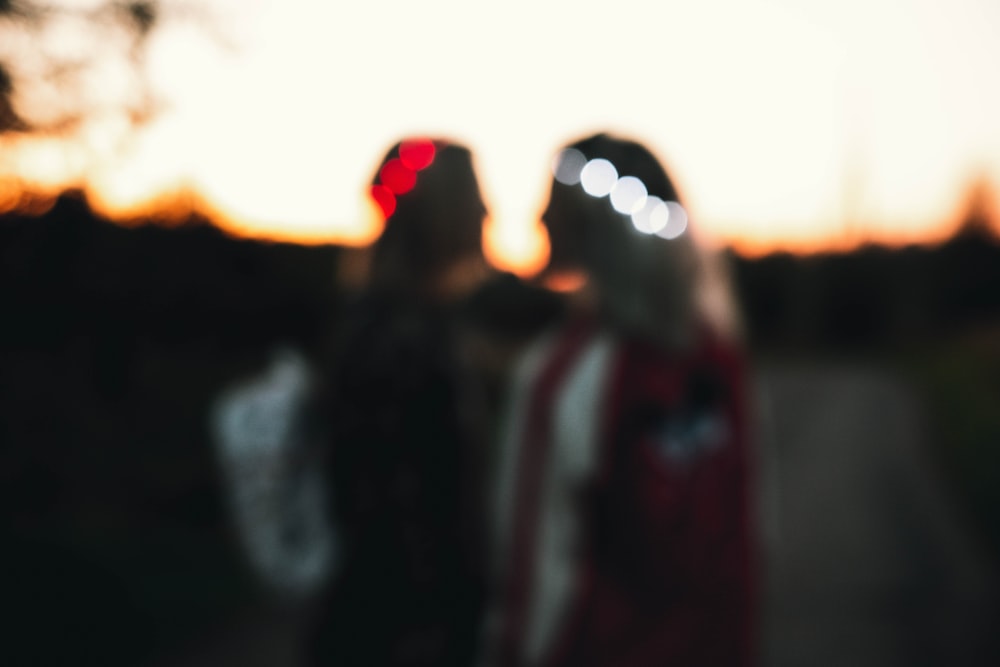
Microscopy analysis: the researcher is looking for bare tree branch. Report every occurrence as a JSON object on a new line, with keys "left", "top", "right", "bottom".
{"left": 0, "top": 63, "right": 28, "bottom": 132}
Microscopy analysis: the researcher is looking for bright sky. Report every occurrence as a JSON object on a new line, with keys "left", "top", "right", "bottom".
{"left": 2, "top": 0, "right": 999, "bottom": 268}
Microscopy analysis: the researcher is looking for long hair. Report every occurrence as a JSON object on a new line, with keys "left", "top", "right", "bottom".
{"left": 544, "top": 133, "right": 707, "bottom": 350}
{"left": 368, "top": 139, "right": 486, "bottom": 293}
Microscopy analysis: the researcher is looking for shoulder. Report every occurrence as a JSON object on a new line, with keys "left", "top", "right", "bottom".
{"left": 506, "top": 318, "right": 618, "bottom": 419}
{"left": 459, "top": 272, "right": 568, "bottom": 341}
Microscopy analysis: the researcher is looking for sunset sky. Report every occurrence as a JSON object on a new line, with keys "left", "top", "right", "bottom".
{"left": 1, "top": 0, "right": 999, "bottom": 270}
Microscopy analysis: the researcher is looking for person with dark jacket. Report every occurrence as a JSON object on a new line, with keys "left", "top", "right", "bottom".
{"left": 309, "top": 138, "right": 493, "bottom": 667}
{"left": 480, "top": 133, "right": 757, "bottom": 667}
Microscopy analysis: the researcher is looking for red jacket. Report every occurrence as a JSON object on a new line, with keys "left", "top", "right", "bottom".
{"left": 484, "top": 317, "right": 756, "bottom": 667}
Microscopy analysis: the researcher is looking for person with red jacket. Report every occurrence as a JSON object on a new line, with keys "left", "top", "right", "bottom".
{"left": 480, "top": 133, "right": 757, "bottom": 667}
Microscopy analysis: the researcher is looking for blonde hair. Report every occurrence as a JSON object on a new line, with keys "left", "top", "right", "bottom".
{"left": 545, "top": 133, "right": 740, "bottom": 350}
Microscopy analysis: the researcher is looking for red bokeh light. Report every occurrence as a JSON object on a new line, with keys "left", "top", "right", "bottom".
{"left": 399, "top": 139, "right": 436, "bottom": 171}
{"left": 370, "top": 184, "right": 396, "bottom": 219}
{"left": 379, "top": 158, "right": 417, "bottom": 194}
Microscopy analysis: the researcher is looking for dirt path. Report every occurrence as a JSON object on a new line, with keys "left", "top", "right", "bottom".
{"left": 756, "top": 363, "right": 999, "bottom": 666}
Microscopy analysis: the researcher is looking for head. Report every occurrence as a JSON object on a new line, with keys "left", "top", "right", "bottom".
{"left": 368, "top": 138, "right": 487, "bottom": 292}
{"left": 541, "top": 132, "right": 701, "bottom": 348}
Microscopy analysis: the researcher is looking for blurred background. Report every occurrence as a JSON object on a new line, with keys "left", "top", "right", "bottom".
{"left": 2, "top": 1, "right": 998, "bottom": 665}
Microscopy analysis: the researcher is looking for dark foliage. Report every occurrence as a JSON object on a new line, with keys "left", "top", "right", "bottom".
{"left": 730, "top": 235, "right": 1000, "bottom": 353}
{"left": 1, "top": 194, "right": 342, "bottom": 664}
{"left": 3, "top": 190, "right": 999, "bottom": 661}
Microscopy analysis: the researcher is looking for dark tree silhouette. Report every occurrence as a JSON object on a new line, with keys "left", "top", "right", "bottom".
{"left": 0, "top": 1, "right": 230, "bottom": 138}
{"left": 0, "top": 1, "right": 162, "bottom": 134}
{"left": 0, "top": 62, "right": 27, "bottom": 131}
{"left": 1, "top": 192, "right": 345, "bottom": 664}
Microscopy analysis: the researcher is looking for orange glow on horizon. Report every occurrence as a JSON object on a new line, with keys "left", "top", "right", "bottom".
{"left": 0, "top": 108, "right": 996, "bottom": 259}
{"left": 0, "top": 111, "right": 990, "bottom": 261}
{"left": 482, "top": 216, "right": 550, "bottom": 278}
{"left": 719, "top": 205, "right": 977, "bottom": 258}
{"left": 2, "top": 117, "right": 991, "bottom": 262}
{"left": 0, "top": 161, "right": 991, "bottom": 262}
{"left": 0, "top": 178, "right": 21, "bottom": 214}
{"left": 197, "top": 191, "right": 385, "bottom": 247}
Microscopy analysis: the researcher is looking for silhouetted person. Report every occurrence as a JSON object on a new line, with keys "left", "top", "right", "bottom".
{"left": 308, "top": 138, "right": 491, "bottom": 667}
{"left": 480, "top": 133, "right": 756, "bottom": 667}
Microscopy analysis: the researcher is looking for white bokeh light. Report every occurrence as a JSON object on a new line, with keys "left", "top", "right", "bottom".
{"left": 552, "top": 148, "right": 587, "bottom": 185}
{"left": 631, "top": 195, "right": 667, "bottom": 234}
{"left": 657, "top": 201, "right": 689, "bottom": 239}
{"left": 580, "top": 159, "right": 618, "bottom": 197}
{"left": 610, "top": 175, "right": 648, "bottom": 214}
